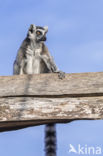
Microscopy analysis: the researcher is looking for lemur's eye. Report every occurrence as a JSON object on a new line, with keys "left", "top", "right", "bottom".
{"left": 36, "top": 31, "right": 41, "bottom": 35}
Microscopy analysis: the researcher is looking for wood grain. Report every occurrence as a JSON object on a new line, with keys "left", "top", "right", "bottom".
{"left": 0, "top": 72, "right": 103, "bottom": 97}
{"left": 0, "top": 96, "right": 103, "bottom": 132}
{"left": 0, "top": 72, "right": 103, "bottom": 132}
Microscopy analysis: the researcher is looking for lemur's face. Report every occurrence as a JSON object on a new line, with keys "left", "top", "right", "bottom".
{"left": 36, "top": 26, "right": 48, "bottom": 42}
{"left": 27, "top": 24, "right": 48, "bottom": 42}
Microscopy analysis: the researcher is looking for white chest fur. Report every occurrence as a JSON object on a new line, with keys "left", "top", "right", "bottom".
{"left": 25, "top": 47, "right": 42, "bottom": 74}
{"left": 33, "top": 49, "right": 41, "bottom": 74}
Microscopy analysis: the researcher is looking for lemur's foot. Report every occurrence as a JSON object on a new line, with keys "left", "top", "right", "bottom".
{"left": 58, "top": 71, "right": 65, "bottom": 79}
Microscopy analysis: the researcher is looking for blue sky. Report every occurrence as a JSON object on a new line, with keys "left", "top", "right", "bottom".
{"left": 0, "top": 0, "right": 103, "bottom": 155}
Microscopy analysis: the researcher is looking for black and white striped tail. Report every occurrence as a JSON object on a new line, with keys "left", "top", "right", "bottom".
{"left": 45, "top": 124, "right": 57, "bottom": 156}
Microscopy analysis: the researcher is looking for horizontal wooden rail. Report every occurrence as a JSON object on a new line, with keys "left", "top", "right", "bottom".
{"left": 0, "top": 72, "right": 103, "bottom": 132}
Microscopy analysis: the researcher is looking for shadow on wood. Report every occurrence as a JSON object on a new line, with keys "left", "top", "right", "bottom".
{"left": 0, "top": 72, "right": 103, "bottom": 132}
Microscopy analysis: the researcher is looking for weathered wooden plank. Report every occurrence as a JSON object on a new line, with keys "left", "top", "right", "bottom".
{"left": 0, "top": 72, "right": 103, "bottom": 97}
{"left": 0, "top": 72, "right": 103, "bottom": 132}
{"left": 0, "top": 96, "right": 103, "bottom": 132}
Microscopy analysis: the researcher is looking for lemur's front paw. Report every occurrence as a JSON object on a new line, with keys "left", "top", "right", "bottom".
{"left": 58, "top": 71, "right": 65, "bottom": 79}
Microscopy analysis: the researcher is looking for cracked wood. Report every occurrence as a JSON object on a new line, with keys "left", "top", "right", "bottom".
{"left": 0, "top": 72, "right": 103, "bottom": 132}
{"left": 0, "top": 96, "right": 103, "bottom": 132}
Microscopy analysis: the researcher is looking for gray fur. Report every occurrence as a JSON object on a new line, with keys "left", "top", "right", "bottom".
{"left": 13, "top": 24, "right": 59, "bottom": 75}
{"left": 13, "top": 24, "right": 65, "bottom": 156}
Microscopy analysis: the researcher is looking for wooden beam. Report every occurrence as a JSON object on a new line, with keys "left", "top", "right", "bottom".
{"left": 0, "top": 72, "right": 103, "bottom": 97}
{"left": 0, "top": 72, "right": 103, "bottom": 132}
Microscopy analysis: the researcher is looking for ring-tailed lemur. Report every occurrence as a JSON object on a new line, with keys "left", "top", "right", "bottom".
{"left": 13, "top": 24, "right": 65, "bottom": 156}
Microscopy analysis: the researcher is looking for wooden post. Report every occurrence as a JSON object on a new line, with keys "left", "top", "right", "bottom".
{"left": 0, "top": 72, "right": 103, "bottom": 132}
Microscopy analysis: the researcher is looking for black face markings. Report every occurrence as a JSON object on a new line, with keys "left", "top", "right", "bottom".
{"left": 36, "top": 26, "right": 44, "bottom": 30}
{"left": 36, "top": 30, "right": 42, "bottom": 36}
{"left": 35, "top": 26, "right": 47, "bottom": 42}
{"left": 29, "top": 25, "right": 34, "bottom": 33}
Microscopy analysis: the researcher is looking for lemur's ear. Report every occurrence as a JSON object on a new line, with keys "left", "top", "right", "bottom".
{"left": 44, "top": 26, "right": 48, "bottom": 32}
{"left": 29, "top": 24, "right": 36, "bottom": 33}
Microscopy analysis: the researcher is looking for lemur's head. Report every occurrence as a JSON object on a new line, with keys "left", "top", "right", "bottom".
{"left": 27, "top": 24, "right": 48, "bottom": 42}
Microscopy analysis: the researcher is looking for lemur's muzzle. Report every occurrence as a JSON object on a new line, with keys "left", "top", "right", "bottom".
{"left": 41, "top": 36, "right": 46, "bottom": 41}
